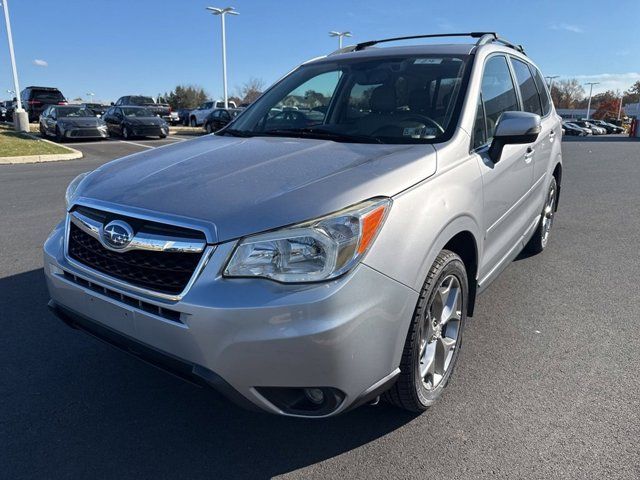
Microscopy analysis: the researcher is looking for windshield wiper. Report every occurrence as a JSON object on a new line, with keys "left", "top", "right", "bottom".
{"left": 260, "top": 128, "right": 383, "bottom": 144}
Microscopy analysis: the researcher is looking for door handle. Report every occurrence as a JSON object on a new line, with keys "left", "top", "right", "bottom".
{"left": 524, "top": 146, "right": 535, "bottom": 163}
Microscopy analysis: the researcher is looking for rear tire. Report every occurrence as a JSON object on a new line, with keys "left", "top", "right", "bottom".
{"left": 524, "top": 177, "right": 557, "bottom": 255}
{"left": 190, "top": 117, "right": 197, "bottom": 127}
{"left": 384, "top": 250, "right": 468, "bottom": 412}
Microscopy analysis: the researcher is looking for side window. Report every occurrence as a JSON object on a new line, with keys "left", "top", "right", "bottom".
{"left": 511, "top": 58, "right": 542, "bottom": 116}
{"left": 480, "top": 55, "right": 519, "bottom": 141}
{"left": 531, "top": 66, "right": 551, "bottom": 116}
{"left": 221, "top": 110, "right": 231, "bottom": 121}
{"left": 472, "top": 96, "right": 487, "bottom": 150}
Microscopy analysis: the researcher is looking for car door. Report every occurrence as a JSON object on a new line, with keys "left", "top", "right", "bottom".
{"left": 472, "top": 54, "right": 535, "bottom": 279}
{"left": 46, "top": 108, "right": 57, "bottom": 135}
{"left": 527, "top": 63, "right": 558, "bottom": 205}
{"left": 197, "top": 102, "right": 213, "bottom": 124}
{"left": 218, "top": 110, "right": 231, "bottom": 129}
{"left": 114, "top": 108, "right": 125, "bottom": 134}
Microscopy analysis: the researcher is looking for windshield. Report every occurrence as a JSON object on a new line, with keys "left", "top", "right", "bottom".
{"left": 227, "top": 54, "right": 470, "bottom": 144}
{"left": 122, "top": 107, "right": 154, "bottom": 117}
{"left": 57, "top": 107, "right": 94, "bottom": 117}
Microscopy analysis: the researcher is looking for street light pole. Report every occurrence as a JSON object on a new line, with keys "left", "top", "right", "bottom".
{"left": 86, "top": 92, "right": 95, "bottom": 104}
{"left": 329, "top": 31, "right": 352, "bottom": 49}
{"left": 584, "top": 82, "right": 599, "bottom": 120}
{"left": 206, "top": 6, "right": 239, "bottom": 109}
{"left": 545, "top": 75, "right": 559, "bottom": 94}
{"left": 1, "top": 0, "right": 28, "bottom": 131}
{"left": 617, "top": 93, "right": 624, "bottom": 121}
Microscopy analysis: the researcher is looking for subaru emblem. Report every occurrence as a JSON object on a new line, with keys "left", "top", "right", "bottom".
{"left": 102, "top": 220, "right": 134, "bottom": 249}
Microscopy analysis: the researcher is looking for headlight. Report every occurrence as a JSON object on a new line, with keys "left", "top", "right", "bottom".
{"left": 65, "top": 172, "right": 91, "bottom": 209}
{"left": 224, "top": 198, "right": 391, "bottom": 283}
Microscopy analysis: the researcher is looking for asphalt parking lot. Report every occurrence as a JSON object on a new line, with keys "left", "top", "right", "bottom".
{"left": 1, "top": 135, "right": 639, "bottom": 479}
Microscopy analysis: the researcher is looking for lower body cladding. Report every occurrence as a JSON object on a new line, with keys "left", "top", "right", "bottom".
{"left": 44, "top": 222, "right": 418, "bottom": 418}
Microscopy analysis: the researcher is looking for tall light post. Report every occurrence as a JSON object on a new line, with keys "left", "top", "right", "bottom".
{"left": 1, "top": 0, "right": 28, "bottom": 131}
{"left": 584, "top": 82, "right": 599, "bottom": 119}
{"left": 617, "top": 93, "right": 624, "bottom": 121}
{"left": 545, "top": 75, "right": 559, "bottom": 94}
{"left": 329, "top": 31, "right": 352, "bottom": 49}
{"left": 86, "top": 92, "right": 95, "bottom": 104}
{"left": 206, "top": 6, "right": 239, "bottom": 109}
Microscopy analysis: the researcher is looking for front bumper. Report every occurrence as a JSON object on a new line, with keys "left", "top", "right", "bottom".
{"left": 64, "top": 127, "right": 109, "bottom": 139}
{"left": 44, "top": 221, "right": 417, "bottom": 417}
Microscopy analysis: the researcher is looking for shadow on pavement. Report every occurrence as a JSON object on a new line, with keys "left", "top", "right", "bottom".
{"left": 2, "top": 268, "right": 417, "bottom": 479}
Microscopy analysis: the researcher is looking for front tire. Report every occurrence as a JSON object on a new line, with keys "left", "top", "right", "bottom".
{"left": 122, "top": 126, "right": 130, "bottom": 139}
{"left": 190, "top": 117, "right": 197, "bottom": 127}
{"left": 384, "top": 250, "right": 468, "bottom": 412}
{"left": 55, "top": 127, "right": 64, "bottom": 142}
{"left": 205, "top": 122, "right": 213, "bottom": 134}
{"left": 524, "top": 177, "right": 557, "bottom": 255}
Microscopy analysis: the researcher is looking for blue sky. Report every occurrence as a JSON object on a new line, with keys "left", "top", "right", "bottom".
{"left": 1, "top": 0, "right": 639, "bottom": 103}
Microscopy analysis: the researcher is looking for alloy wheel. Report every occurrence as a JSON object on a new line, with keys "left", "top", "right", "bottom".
{"left": 418, "top": 274, "right": 462, "bottom": 390}
{"left": 541, "top": 183, "right": 556, "bottom": 248}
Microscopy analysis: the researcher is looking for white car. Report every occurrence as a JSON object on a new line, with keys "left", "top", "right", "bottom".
{"left": 189, "top": 100, "right": 238, "bottom": 127}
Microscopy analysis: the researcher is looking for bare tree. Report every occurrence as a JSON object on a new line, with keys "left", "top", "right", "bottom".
{"left": 550, "top": 79, "right": 585, "bottom": 109}
{"left": 238, "top": 77, "right": 265, "bottom": 104}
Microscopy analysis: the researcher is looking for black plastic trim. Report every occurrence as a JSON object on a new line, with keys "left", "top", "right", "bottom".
{"left": 48, "top": 300, "right": 260, "bottom": 413}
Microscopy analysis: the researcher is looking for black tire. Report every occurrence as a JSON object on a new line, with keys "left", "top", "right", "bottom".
{"left": 205, "top": 122, "right": 213, "bottom": 134}
{"left": 55, "top": 127, "right": 64, "bottom": 143}
{"left": 524, "top": 177, "right": 557, "bottom": 255}
{"left": 122, "top": 126, "right": 130, "bottom": 139}
{"left": 190, "top": 117, "right": 197, "bottom": 127}
{"left": 39, "top": 124, "right": 46, "bottom": 136}
{"left": 384, "top": 250, "right": 468, "bottom": 412}
{"left": 159, "top": 133, "right": 167, "bottom": 139}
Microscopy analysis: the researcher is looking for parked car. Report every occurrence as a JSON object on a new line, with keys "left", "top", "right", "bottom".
{"left": 39, "top": 105, "right": 109, "bottom": 142}
{"left": 562, "top": 121, "right": 589, "bottom": 136}
{"left": 203, "top": 108, "right": 241, "bottom": 133}
{"left": 175, "top": 108, "right": 192, "bottom": 126}
{"left": 113, "top": 96, "right": 172, "bottom": 122}
{"left": 0, "top": 100, "right": 13, "bottom": 121}
{"left": 586, "top": 119, "right": 624, "bottom": 134}
{"left": 572, "top": 120, "right": 602, "bottom": 135}
{"left": 101, "top": 106, "right": 169, "bottom": 139}
{"left": 81, "top": 103, "right": 109, "bottom": 117}
{"left": 46, "top": 32, "right": 562, "bottom": 418}
{"left": 20, "top": 86, "right": 67, "bottom": 122}
{"left": 189, "top": 100, "right": 238, "bottom": 127}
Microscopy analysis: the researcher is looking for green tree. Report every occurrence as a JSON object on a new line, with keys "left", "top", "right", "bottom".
{"left": 164, "top": 85, "right": 209, "bottom": 110}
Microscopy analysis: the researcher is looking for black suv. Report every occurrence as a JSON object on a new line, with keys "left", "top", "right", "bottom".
{"left": 21, "top": 86, "right": 67, "bottom": 122}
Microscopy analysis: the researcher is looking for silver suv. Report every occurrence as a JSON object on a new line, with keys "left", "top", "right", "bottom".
{"left": 45, "top": 33, "right": 562, "bottom": 418}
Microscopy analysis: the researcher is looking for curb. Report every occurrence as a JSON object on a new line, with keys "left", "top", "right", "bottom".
{"left": 0, "top": 132, "right": 83, "bottom": 164}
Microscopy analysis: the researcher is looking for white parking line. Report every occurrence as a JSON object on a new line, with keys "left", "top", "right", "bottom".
{"left": 117, "top": 139, "right": 156, "bottom": 149}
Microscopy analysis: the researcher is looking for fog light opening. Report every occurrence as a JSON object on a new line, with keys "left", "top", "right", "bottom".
{"left": 304, "top": 387, "right": 325, "bottom": 405}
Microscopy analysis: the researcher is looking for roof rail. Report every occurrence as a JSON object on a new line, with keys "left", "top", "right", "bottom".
{"left": 353, "top": 32, "right": 495, "bottom": 51}
{"left": 348, "top": 31, "right": 525, "bottom": 54}
{"left": 475, "top": 33, "right": 525, "bottom": 54}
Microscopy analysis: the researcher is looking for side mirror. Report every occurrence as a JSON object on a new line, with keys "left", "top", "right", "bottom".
{"left": 489, "top": 111, "right": 541, "bottom": 163}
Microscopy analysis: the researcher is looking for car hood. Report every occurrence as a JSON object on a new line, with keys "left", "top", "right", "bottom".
{"left": 76, "top": 135, "right": 438, "bottom": 243}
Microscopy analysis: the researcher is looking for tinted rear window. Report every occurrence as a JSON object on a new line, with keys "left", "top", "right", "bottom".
{"left": 32, "top": 90, "right": 64, "bottom": 102}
